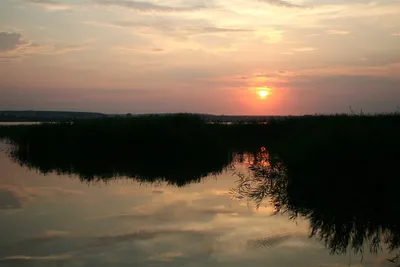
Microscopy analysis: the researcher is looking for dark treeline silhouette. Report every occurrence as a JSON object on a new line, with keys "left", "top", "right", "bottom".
{"left": 0, "top": 110, "right": 107, "bottom": 122}
{"left": 0, "top": 110, "right": 285, "bottom": 123}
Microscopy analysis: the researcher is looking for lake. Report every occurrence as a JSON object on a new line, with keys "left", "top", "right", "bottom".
{"left": 0, "top": 139, "right": 397, "bottom": 267}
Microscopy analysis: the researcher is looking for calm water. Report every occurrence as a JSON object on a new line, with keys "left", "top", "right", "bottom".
{"left": 0, "top": 139, "right": 396, "bottom": 267}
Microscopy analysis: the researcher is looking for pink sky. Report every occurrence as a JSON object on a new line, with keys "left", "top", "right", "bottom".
{"left": 0, "top": 0, "right": 399, "bottom": 114}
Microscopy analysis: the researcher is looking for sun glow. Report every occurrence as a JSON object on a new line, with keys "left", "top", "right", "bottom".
{"left": 257, "top": 88, "right": 270, "bottom": 99}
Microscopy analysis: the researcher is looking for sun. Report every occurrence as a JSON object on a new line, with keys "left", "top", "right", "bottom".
{"left": 257, "top": 89, "right": 270, "bottom": 99}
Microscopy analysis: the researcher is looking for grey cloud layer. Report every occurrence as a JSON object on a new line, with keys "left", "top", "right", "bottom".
{"left": 259, "top": 0, "right": 307, "bottom": 8}
{"left": 97, "top": 200, "right": 240, "bottom": 223}
{"left": 87, "top": 19, "right": 252, "bottom": 38}
{"left": 94, "top": 0, "right": 205, "bottom": 12}
{"left": 0, "top": 31, "right": 86, "bottom": 62}
{"left": 0, "top": 227, "right": 220, "bottom": 267}
{"left": 23, "top": 0, "right": 72, "bottom": 10}
{"left": 24, "top": 0, "right": 64, "bottom": 4}
{"left": 88, "top": 228, "right": 213, "bottom": 248}
{"left": 0, "top": 33, "right": 23, "bottom": 52}
{"left": 0, "top": 189, "right": 23, "bottom": 209}
{"left": 196, "top": 27, "right": 252, "bottom": 33}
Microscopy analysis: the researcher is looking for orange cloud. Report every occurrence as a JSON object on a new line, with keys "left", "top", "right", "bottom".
{"left": 24, "top": 0, "right": 72, "bottom": 11}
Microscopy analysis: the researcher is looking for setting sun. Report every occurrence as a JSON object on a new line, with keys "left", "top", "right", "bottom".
{"left": 257, "top": 89, "right": 270, "bottom": 99}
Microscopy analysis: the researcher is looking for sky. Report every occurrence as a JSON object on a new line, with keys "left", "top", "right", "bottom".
{"left": 0, "top": 0, "right": 399, "bottom": 115}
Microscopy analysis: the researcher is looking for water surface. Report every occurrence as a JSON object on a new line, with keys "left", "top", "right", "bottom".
{"left": 0, "top": 141, "right": 396, "bottom": 267}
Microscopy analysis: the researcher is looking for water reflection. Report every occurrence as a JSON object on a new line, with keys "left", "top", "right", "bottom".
{"left": 2, "top": 137, "right": 400, "bottom": 266}
{"left": 233, "top": 147, "right": 400, "bottom": 263}
{"left": 7, "top": 141, "right": 235, "bottom": 187}
{"left": 1, "top": 144, "right": 326, "bottom": 267}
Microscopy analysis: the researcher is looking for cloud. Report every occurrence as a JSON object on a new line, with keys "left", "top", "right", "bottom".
{"left": 0, "top": 55, "right": 20, "bottom": 63}
{"left": 113, "top": 46, "right": 165, "bottom": 53}
{"left": 392, "top": 33, "right": 400, "bottom": 36}
{"left": 0, "top": 185, "right": 33, "bottom": 209}
{"left": 84, "top": 19, "right": 252, "bottom": 51}
{"left": 0, "top": 254, "right": 73, "bottom": 262}
{"left": 85, "top": 20, "right": 251, "bottom": 35}
{"left": 17, "top": 230, "right": 71, "bottom": 246}
{"left": 210, "top": 189, "right": 231, "bottom": 196}
{"left": 0, "top": 32, "right": 87, "bottom": 62}
{"left": 109, "top": 20, "right": 144, "bottom": 28}
{"left": 0, "top": 32, "right": 25, "bottom": 52}
{"left": 15, "top": 42, "right": 86, "bottom": 56}
{"left": 196, "top": 27, "right": 252, "bottom": 33}
{"left": 0, "top": 230, "right": 77, "bottom": 262}
{"left": 255, "top": 29, "right": 285, "bottom": 44}
{"left": 86, "top": 228, "right": 214, "bottom": 248}
{"left": 0, "top": 185, "right": 83, "bottom": 210}
{"left": 180, "top": 26, "right": 253, "bottom": 37}
{"left": 326, "top": 30, "right": 350, "bottom": 35}
{"left": 0, "top": 189, "right": 24, "bottom": 210}
{"left": 148, "top": 251, "right": 184, "bottom": 262}
{"left": 0, "top": 226, "right": 222, "bottom": 265}
{"left": 276, "top": 70, "right": 297, "bottom": 76}
{"left": 23, "top": 186, "right": 84, "bottom": 197}
{"left": 93, "top": 0, "right": 204, "bottom": 12}
{"left": 293, "top": 47, "right": 316, "bottom": 52}
{"left": 24, "top": 0, "right": 72, "bottom": 11}
{"left": 51, "top": 44, "right": 87, "bottom": 54}
{"left": 258, "top": 0, "right": 307, "bottom": 8}
{"left": 298, "top": 62, "right": 400, "bottom": 79}
{"left": 95, "top": 201, "right": 238, "bottom": 223}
